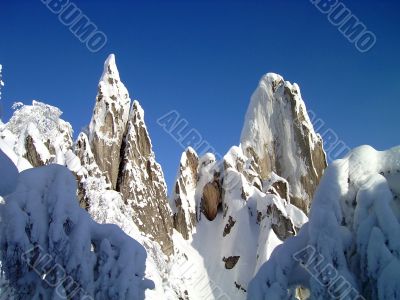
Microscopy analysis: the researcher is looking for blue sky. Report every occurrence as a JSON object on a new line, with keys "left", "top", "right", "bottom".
{"left": 0, "top": 0, "right": 399, "bottom": 191}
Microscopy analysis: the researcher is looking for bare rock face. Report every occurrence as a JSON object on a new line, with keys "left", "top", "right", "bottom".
{"left": 88, "top": 54, "right": 131, "bottom": 190}
{"left": 23, "top": 134, "right": 47, "bottom": 167}
{"left": 223, "top": 256, "right": 240, "bottom": 269}
{"left": 201, "top": 173, "right": 222, "bottom": 221}
{"left": 223, "top": 215, "right": 236, "bottom": 237}
{"left": 266, "top": 174, "right": 290, "bottom": 201}
{"left": 171, "top": 147, "right": 198, "bottom": 240}
{"left": 241, "top": 73, "right": 327, "bottom": 213}
{"left": 266, "top": 203, "right": 296, "bottom": 240}
{"left": 117, "top": 101, "right": 174, "bottom": 255}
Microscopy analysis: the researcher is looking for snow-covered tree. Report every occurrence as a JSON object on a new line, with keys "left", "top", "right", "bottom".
{"left": 0, "top": 160, "right": 154, "bottom": 299}
{"left": 248, "top": 146, "right": 400, "bottom": 300}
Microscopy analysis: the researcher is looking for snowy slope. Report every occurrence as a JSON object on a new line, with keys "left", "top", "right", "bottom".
{"left": 171, "top": 145, "right": 309, "bottom": 299}
{"left": 248, "top": 145, "right": 400, "bottom": 300}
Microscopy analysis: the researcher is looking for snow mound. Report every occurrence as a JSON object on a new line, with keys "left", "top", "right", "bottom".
{"left": 0, "top": 164, "right": 154, "bottom": 299}
{"left": 248, "top": 145, "right": 400, "bottom": 300}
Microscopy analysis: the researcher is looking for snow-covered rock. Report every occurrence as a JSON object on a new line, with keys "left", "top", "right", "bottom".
{"left": 88, "top": 54, "right": 131, "bottom": 189}
{"left": 248, "top": 145, "right": 400, "bottom": 300}
{"left": 169, "top": 74, "right": 326, "bottom": 298}
{"left": 172, "top": 145, "right": 308, "bottom": 299}
{"left": 74, "top": 132, "right": 110, "bottom": 208}
{"left": 171, "top": 147, "right": 198, "bottom": 240}
{"left": 241, "top": 73, "right": 327, "bottom": 213}
{"left": 73, "top": 55, "right": 174, "bottom": 256}
{"left": 117, "top": 100, "right": 174, "bottom": 256}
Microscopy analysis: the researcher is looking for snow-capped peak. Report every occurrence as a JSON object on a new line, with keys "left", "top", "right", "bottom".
{"left": 88, "top": 54, "right": 131, "bottom": 189}
{"left": 100, "top": 53, "right": 120, "bottom": 82}
{"left": 240, "top": 73, "right": 326, "bottom": 213}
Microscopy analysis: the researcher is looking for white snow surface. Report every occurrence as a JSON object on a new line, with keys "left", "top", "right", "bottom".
{"left": 248, "top": 145, "right": 400, "bottom": 300}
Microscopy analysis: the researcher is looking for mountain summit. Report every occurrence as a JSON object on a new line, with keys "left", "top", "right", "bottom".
{"left": 241, "top": 73, "right": 327, "bottom": 213}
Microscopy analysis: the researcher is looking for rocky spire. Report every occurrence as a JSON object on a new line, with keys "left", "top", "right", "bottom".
{"left": 117, "top": 100, "right": 174, "bottom": 255}
{"left": 88, "top": 54, "right": 131, "bottom": 189}
{"left": 171, "top": 147, "right": 198, "bottom": 240}
{"left": 240, "top": 73, "right": 327, "bottom": 213}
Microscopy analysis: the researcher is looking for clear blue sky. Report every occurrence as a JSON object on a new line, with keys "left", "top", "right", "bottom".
{"left": 0, "top": 0, "right": 399, "bottom": 191}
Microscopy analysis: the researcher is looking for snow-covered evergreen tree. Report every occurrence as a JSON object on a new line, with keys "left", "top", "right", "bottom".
{"left": 248, "top": 146, "right": 400, "bottom": 300}
{"left": 0, "top": 161, "right": 154, "bottom": 299}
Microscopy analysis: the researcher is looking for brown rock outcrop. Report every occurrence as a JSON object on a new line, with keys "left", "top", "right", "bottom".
{"left": 201, "top": 173, "right": 222, "bottom": 221}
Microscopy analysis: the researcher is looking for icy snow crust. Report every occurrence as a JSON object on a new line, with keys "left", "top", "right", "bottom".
{"left": 248, "top": 145, "right": 400, "bottom": 300}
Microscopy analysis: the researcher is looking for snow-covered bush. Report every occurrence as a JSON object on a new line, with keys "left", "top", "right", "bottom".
{"left": 6, "top": 100, "right": 73, "bottom": 149}
{"left": 0, "top": 161, "right": 154, "bottom": 299}
{"left": 248, "top": 146, "right": 400, "bottom": 300}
